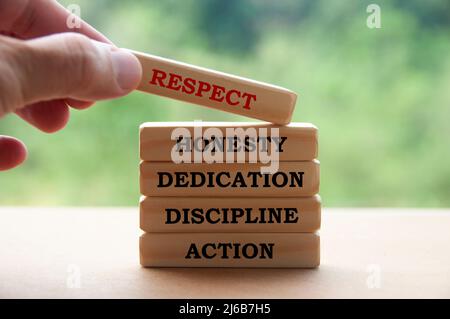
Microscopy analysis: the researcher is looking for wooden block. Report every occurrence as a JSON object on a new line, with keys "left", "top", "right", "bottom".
{"left": 140, "top": 122, "right": 318, "bottom": 162}
{"left": 140, "top": 160, "right": 319, "bottom": 197}
{"left": 140, "top": 233, "right": 320, "bottom": 268}
{"left": 132, "top": 51, "right": 297, "bottom": 125}
{"left": 140, "top": 195, "right": 321, "bottom": 233}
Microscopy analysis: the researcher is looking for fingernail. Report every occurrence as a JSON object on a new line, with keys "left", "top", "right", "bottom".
{"left": 110, "top": 49, "right": 142, "bottom": 91}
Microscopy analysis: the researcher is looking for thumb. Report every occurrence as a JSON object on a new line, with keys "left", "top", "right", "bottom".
{"left": 0, "top": 33, "right": 142, "bottom": 117}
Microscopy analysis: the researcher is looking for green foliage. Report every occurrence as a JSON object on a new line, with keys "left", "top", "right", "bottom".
{"left": 1, "top": 0, "right": 449, "bottom": 206}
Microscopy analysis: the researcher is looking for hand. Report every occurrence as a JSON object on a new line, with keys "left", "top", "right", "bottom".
{"left": 0, "top": 0, "right": 142, "bottom": 171}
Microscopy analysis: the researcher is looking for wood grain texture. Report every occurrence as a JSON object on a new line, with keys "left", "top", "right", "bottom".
{"left": 140, "top": 122, "right": 318, "bottom": 162}
{"left": 140, "top": 233, "right": 320, "bottom": 268}
{"left": 1, "top": 208, "right": 450, "bottom": 298}
{"left": 140, "top": 195, "right": 321, "bottom": 233}
{"left": 132, "top": 51, "right": 297, "bottom": 125}
{"left": 140, "top": 160, "right": 320, "bottom": 197}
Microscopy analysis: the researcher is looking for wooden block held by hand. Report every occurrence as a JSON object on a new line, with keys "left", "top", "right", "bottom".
{"left": 132, "top": 51, "right": 297, "bottom": 125}
{"left": 140, "top": 160, "right": 320, "bottom": 197}
{"left": 140, "top": 122, "right": 318, "bottom": 162}
{"left": 140, "top": 195, "right": 321, "bottom": 233}
{"left": 140, "top": 232, "right": 320, "bottom": 268}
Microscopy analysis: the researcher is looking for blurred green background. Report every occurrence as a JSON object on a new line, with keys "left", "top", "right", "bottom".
{"left": 1, "top": 0, "right": 449, "bottom": 207}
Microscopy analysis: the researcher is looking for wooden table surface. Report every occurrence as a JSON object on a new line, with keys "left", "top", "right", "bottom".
{"left": 0, "top": 207, "right": 449, "bottom": 298}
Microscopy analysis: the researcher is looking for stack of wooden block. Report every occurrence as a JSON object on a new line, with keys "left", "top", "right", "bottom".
{"left": 133, "top": 50, "right": 321, "bottom": 268}
{"left": 139, "top": 122, "right": 320, "bottom": 267}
